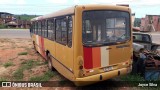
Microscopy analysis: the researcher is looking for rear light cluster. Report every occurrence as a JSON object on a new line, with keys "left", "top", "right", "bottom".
{"left": 122, "top": 61, "right": 129, "bottom": 66}
{"left": 79, "top": 66, "right": 83, "bottom": 69}
{"left": 79, "top": 60, "right": 84, "bottom": 77}
{"left": 79, "top": 60, "right": 83, "bottom": 69}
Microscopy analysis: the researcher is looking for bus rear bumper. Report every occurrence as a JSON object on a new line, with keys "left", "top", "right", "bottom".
{"left": 74, "top": 66, "right": 132, "bottom": 86}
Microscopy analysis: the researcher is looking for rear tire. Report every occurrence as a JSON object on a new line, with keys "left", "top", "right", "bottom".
{"left": 47, "top": 53, "right": 55, "bottom": 71}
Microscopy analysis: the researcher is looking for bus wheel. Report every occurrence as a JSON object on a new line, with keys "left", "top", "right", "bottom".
{"left": 47, "top": 53, "right": 55, "bottom": 71}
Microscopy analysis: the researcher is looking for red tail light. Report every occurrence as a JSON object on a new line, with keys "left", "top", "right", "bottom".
{"left": 79, "top": 66, "right": 83, "bottom": 69}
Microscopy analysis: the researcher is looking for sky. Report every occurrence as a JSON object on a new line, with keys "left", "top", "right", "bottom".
{"left": 0, "top": 0, "right": 160, "bottom": 18}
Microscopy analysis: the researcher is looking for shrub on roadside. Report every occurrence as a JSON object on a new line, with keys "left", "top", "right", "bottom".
{"left": 0, "top": 24, "right": 7, "bottom": 29}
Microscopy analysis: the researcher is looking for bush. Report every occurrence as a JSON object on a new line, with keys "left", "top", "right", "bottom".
{"left": 0, "top": 24, "right": 7, "bottom": 29}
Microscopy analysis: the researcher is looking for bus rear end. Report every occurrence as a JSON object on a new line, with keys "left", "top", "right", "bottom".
{"left": 74, "top": 5, "right": 132, "bottom": 86}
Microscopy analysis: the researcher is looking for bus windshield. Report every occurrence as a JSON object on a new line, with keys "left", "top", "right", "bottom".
{"left": 82, "top": 10, "right": 130, "bottom": 46}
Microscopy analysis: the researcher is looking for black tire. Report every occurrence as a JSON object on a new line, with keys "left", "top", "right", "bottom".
{"left": 47, "top": 53, "right": 55, "bottom": 71}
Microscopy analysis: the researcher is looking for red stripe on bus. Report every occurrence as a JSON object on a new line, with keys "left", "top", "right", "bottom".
{"left": 83, "top": 47, "right": 93, "bottom": 69}
{"left": 41, "top": 37, "right": 45, "bottom": 57}
{"left": 38, "top": 36, "right": 42, "bottom": 55}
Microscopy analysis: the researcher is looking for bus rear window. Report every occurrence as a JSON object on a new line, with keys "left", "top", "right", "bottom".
{"left": 82, "top": 10, "right": 130, "bottom": 46}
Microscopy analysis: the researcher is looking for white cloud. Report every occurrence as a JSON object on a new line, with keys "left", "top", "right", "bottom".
{"left": 130, "top": 0, "right": 160, "bottom": 6}
{"left": 91, "top": 0, "right": 133, "bottom": 4}
{"left": 46, "top": 0, "right": 68, "bottom": 4}
{"left": 73, "top": 0, "right": 79, "bottom": 4}
{"left": 16, "top": 0, "right": 26, "bottom": 5}
{"left": 0, "top": 0, "right": 26, "bottom": 4}
{"left": 91, "top": 0, "right": 160, "bottom": 6}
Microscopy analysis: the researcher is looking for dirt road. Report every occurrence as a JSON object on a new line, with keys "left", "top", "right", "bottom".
{"left": 0, "top": 29, "right": 30, "bottom": 38}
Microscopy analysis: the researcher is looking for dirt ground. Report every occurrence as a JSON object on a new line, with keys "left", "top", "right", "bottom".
{"left": 0, "top": 38, "right": 74, "bottom": 90}
{"left": 0, "top": 38, "right": 46, "bottom": 80}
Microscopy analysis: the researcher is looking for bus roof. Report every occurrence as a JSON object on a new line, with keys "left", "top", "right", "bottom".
{"left": 31, "top": 6, "right": 75, "bottom": 21}
{"left": 31, "top": 4, "right": 130, "bottom": 21}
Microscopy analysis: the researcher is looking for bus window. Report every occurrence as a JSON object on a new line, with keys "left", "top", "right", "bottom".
{"left": 42, "top": 20, "right": 48, "bottom": 38}
{"left": 106, "top": 18, "right": 126, "bottom": 42}
{"left": 42, "top": 20, "right": 45, "bottom": 37}
{"left": 31, "top": 22, "right": 34, "bottom": 33}
{"left": 82, "top": 10, "right": 130, "bottom": 45}
{"left": 48, "top": 19, "right": 55, "bottom": 40}
{"left": 33, "top": 22, "right": 35, "bottom": 33}
{"left": 56, "top": 19, "right": 62, "bottom": 43}
{"left": 35, "top": 22, "right": 38, "bottom": 34}
{"left": 56, "top": 18, "right": 67, "bottom": 45}
{"left": 82, "top": 20, "right": 92, "bottom": 42}
{"left": 45, "top": 20, "right": 48, "bottom": 37}
{"left": 68, "top": 16, "right": 72, "bottom": 47}
{"left": 61, "top": 18, "right": 67, "bottom": 45}
{"left": 38, "top": 21, "right": 41, "bottom": 35}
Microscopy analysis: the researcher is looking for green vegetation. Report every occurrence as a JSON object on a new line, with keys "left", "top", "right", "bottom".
{"left": 13, "top": 67, "right": 24, "bottom": 80}
{"left": 18, "top": 52, "right": 28, "bottom": 55}
{"left": 13, "top": 60, "right": 46, "bottom": 80}
{"left": 21, "top": 59, "right": 47, "bottom": 66}
{"left": 121, "top": 74, "right": 145, "bottom": 81}
{"left": 134, "top": 18, "right": 141, "bottom": 27}
{"left": 14, "top": 14, "right": 39, "bottom": 21}
{"left": 0, "top": 24, "right": 7, "bottom": 29}
{"left": 3, "top": 62, "right": 14, "bottom": 68}
{"left": 29, "top": 70, "right": 55, "bottom": 81}
{"left": 0, "top": 77, "right": 7, "bottom": 81}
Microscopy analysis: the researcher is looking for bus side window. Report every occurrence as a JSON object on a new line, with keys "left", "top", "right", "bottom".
{"left": 48, "top": 19, "right": 55, "bottom": 40}
{"left": 68, "top": 16, "right": 72, "bottom": 47}
{"left": 30, "top": 22, "right": 33, "bottom": 33}
{"left": 45, "top": 20, "right": 48, "bottom": 38}
{"left": 35, "top": 22, "right": 38, "bottom": 34}
{"left": 42, "top": 20, "right": 48, "bottom": 38}
{"left": 61, "top": 18, "right": 67, "bottom": 45}
{"left": 56, "top": 19, "right": 62, "bottom": 43}
{"left": 32, "top": 22, "right": 35, "bottom": 33}
{"left": 38, "top": 21, "right": 41, "bottom": 35}
{"left": 42, "top": 20, "right": 46, "bottom": 37}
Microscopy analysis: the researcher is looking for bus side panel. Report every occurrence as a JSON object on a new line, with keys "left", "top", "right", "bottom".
{"left": 34, "top": 35, "right": 45, "bottom": 58}
{"left": 35, "top": 35, "right": 40, "bottom": 53}
{"left": 31, "top": 34, "right": 36, "bottom": 44}
{"left": 54, "top": 16, "right": 75, "bottom": 81}
{"left": 43, "top": 38, "right": 56, "bottom": 59}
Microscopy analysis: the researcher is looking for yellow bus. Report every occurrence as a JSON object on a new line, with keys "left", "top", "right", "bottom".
{"left": 30, "top": 5, "right": 132, "bottom": 86}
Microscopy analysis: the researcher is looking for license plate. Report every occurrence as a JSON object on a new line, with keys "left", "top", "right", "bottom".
{"left": 103, "top": 66, "right": 113, "bottom": 72}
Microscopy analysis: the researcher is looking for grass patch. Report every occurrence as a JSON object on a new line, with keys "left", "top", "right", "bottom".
{"left": 120, "top": 74, "right": 160, "bottom": 90}
{"left": 21, "top": 59, "right": 46, "bottom": 67}
{"left": 120, "top": 74, "right": 145, "bottom": 81}
{"left": 13, "top": 60, "right": 46, "bottom": 80}
{"left": 0, "top": 24, "right": 7, "bottom": 29}
{"left": 30, "top": 70, "right": 55, "bottom": 81}
{"left": 0, "top": 77, "right": 7, "bottom": 81}
{"left": 120, "top": 74, "right": 145, "bottom": 87}
{"left": 3, "top": 62, "right": 14, "bottom": 68}
{"left": 18, "top": 52, "right": 28, "bottom": 55}
{"left": 13, "top": 67, "right": 24, "bottom": 80}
